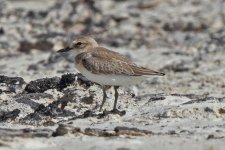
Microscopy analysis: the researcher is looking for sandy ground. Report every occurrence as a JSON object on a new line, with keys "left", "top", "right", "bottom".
{"left": 0, "top": 0, "right": 225, "bottom": 150}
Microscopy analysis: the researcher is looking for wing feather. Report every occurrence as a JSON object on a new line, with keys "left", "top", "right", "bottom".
{"left": 75, "top": 47, "right": 165, "bottom": 76}
{"left": 131, "top": 66, "right": 165, "bottom": 76}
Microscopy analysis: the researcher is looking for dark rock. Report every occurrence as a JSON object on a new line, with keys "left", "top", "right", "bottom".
{"left": 218, "top": 97, "right": 225, "bottom": 102}
{"left": 26, "top": 10, "right": 48, "bottom": 19}
{"left": 168, "top": 130, "right": 176, "bottom": 135}
{"left": 136, "top": 93, "right": 167, "bottom": 102}
{"left": 51, "top": 124, "right": 81, "bottom": 136}
{"left": 43, "top": 120, "right": 56, "bottom": 126}
{"left": 171, "top": 93, "right": 208, "bottom": 100}
{"left": 69, "top": 109, "right": 126, "bottom": 121}
{"left": 0, "top": 128, "right": 53, "bottom": 139}
{"left": 0, "top": 75, "right": 25, "bottom": 85}
{"left": 207, "top": 134, "right": 224, "bottom": 140}
{"left": 84, "top": 128, "right": 115, "bottom": 137}
{"left": 207, "top": 134, "right": 215, "bottom": 139}
{"left": 20, "top": 111, "right": 42, "bottom": 124}
{"left": 0, "top": 27, "right": 4, "bottom": 35}
{"left": 83, "top": 126, "right": 156, "bottom": 137}
{"left": 28, "top": 129, "right": 54, "bottom": 138}
{"left": 18, "top": 41, "right": 54, "bottom": 53}
{"left": 69, "top": 111, "right": 97, "bottom": 120}
{"left": 34, "top": 32, "right": 65, "bottom": 40}
{"left": 199, "top": 29, "right": 225, "bottom": 54}
{"left": 16, "top": 97, "right": 40, "bottom": 110}
{"left": 209, "top": 29, "right": 225, "bottom": 47}
{"left": 114, "top": 126, "right": 153, "bottom": 136}
{"left": 58, "top": 73, "right": 76, "bottom": 90}
{"left": 15, "top": 93, "right": 53, "bottom": 100}
{"left": 97, "top": 109, "right": 126, "bottom": 119}
{"left": 80, "top": 110, "right": 97, "bottom": 118}
{"left": 81, "top": 95, "right": 94, "bottom": 104}
{"left": 57, "top": 93, "right": 75, "bottom": 110}
{"left": 20, "top": 99, "right": 75, "bottom": 125}
{"left": 33, "top": 101, "right": 75, "bottom": 117}
{"left": 161, "top": 61, "right": 192, "bottom": 72}
{"left": 60, "top": 100, "right": 68, "bottom": 110}
{"left": 27, "top": 64, "right": 39, "bottom": 71}
{"left": 70, "top": 127, "right": 81, "bottom": 134}
{"left": 178, "top": 94, "right": 216, "bottom": 105}
{"left": 204, "top": 107, "right": 214, "bottom": 112}
{"left": 25, "top": 77, "right": 60, "bottom": 93}
{"left": 0, "top": 76, "right": 25, "bottom": 93}
{"left": 0, "top": 109, "right": 20, "bottom": 121}
{"left": 148, "top": 94, "right": 166, "bottom": 102}
{"left": 163, "top": 21, "right": 208, "bottom": 32}
{"left": 108, "top": 40, "right": 120, "bottom": 47}
{"left": 111, "top": 14, "right": 129, "bottom": 22}
{"left": 218, "top": 108, "right": 225, "bottom": 114}
{"left": 52, "top": 124, "right": 69, "bottom": 137}
{"left": 24, "top": 73, "right": 92, "bottom": 93}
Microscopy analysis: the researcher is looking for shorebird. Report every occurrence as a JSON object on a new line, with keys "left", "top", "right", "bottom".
{"left": 57, "top": 36, "right": 165, "bottom": 112}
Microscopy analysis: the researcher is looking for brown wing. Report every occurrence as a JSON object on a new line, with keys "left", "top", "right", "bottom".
{"left": 91, "top": 47, "right": 135, "bottom": 65}
{"left": 76, "top": 47, "right": 165, "bottom": 76}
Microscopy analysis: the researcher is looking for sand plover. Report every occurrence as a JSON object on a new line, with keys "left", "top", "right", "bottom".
{"left": 57, "top": 36, "right": 165, "bottom": 112}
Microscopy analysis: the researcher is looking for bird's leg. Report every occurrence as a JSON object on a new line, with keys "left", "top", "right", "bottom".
{"left": 113, "top": 86, "right": 119, "bottom": 111}
{"left": 99, "top": 85, "right": 109, "bottom": 111}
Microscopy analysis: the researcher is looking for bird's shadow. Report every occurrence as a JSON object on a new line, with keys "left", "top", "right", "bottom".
{"left": 62, "top": 109, "right": 126, "bottom": 123}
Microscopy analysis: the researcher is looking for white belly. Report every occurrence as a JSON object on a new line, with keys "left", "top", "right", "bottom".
{"left": 75, "top": 63, "right": 144, "bottom": 86}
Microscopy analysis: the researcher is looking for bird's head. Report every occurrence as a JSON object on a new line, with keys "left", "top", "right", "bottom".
{"left": 57, "top": 36, "right": 98, "bottom": 56}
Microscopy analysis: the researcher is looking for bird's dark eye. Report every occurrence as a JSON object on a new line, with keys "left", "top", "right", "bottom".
{"left": 76, "top": 42, "right": 82, "bottom": 46}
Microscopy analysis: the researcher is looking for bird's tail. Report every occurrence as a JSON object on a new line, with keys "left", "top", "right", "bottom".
{"left": 131, "top": 66, "right": 165, "bottom": 76}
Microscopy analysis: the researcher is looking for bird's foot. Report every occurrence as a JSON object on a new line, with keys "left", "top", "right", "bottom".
{"left": 98, "top": 109, "right": 126, "bottom": 118}
{"left": 110, "top": 109, "right": 126, "bottom": 116}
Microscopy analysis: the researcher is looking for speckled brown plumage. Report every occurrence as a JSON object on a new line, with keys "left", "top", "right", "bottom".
{"left": 75, "top": 47, "right": 164, "bottom": 76}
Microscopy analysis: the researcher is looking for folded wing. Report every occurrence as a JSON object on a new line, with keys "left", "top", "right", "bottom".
{"left": 76, "top": 47, "right": 165, "bottom": 76}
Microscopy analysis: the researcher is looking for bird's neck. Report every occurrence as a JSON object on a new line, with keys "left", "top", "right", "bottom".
{"left": 73, "top": 46, "right": 98, "bottom": 58}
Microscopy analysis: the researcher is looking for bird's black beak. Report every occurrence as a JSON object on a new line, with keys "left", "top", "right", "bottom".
{"left": 57, "top": 47, "right": 72, "bottom": 53}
